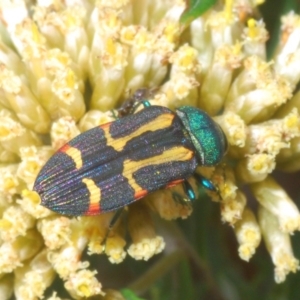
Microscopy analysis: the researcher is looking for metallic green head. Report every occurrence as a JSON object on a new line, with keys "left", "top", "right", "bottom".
{"left": 176, "top": 106, "right": 228, "bottom": 166}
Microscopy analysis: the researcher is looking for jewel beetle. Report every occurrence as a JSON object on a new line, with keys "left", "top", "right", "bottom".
{"left": 33, "top": 103, "right": 228, "bottom": 216}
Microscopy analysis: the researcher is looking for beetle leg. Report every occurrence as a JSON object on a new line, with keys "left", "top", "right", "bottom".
{"left": 194, "top": 173, "right": 217, "bottom": 192}
{"left": 182, "top": 180, "right": 196, "bottom": 202}
{"left": 194, "top": 173, "right": 223, "bottom": 201}
{"left": 110, "top": 109, "right": 119, "bottom": 120}
{"left": 102, "top": 208, "right": 125, "bottom": 246}
{"left": 131, "top": 99, "right": 151, "bottom": 113}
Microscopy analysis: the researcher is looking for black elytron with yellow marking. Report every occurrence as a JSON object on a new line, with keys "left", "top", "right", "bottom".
{"left": 33, "top": 105, "right": 227, "bottom": 216}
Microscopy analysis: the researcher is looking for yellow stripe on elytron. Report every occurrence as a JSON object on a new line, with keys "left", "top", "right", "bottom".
{"left": 82, "top": 178, "right": 101, "bottom": 207}
{"left": 65, "top": 146, "right": 83, "bottom": 169}
{"left": 102, "top": 113, "right": 174, "bottom": 152}
{"left": 122, "top": 146, "right": 194, "bottom": 194}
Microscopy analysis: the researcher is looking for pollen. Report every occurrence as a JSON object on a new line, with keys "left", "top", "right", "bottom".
{"left": 246, "top": 19, "right": 268, "bottom": 42}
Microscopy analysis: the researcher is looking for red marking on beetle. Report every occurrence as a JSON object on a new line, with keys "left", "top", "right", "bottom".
{"left": 134, "top": 189, "right": 148, "bottom": 199}
{"left": 85, "top": 203, "right": 101, "bottom": 215}
{"left": 165, "top": 179, "right": 184, "bottom": 189}
{"left": 100, "top": 122, "right": 112, "bottom": 129}
{"left": 59, "top": 143, "right": 70, "bottom": 153}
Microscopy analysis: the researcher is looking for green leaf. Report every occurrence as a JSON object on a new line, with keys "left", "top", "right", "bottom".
{"left": 180, "top": 0, "right": 217, "bottom": 25}
{"left": 121, "top": 289, "right": 146, "bottom": 300}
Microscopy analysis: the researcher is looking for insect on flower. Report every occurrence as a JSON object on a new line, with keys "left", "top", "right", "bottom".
{"left": 33, "top": 97, "right": 228, "bottom": 216}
